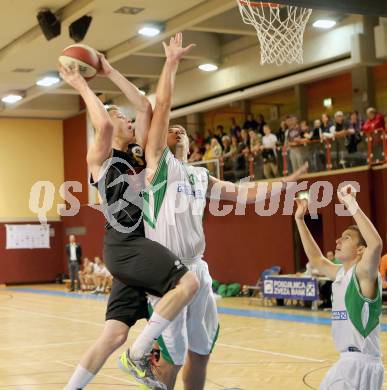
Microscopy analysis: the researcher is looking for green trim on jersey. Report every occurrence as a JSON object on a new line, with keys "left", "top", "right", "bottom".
{"left": 143, "top": 148, "right": 169, "bottom": 228}
{"left": 147, "top": 303, "right": 175, "bottom": 364}
{"left": 210, "top": 324, "right": 220, "bottom": 353}
{"left": 345, "top": 269, "right": 382, "bottom": 338}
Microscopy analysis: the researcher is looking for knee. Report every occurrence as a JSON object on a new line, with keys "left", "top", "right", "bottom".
{"left": 99, "top": 330, "right": 127, "bottom": 352}
{"left": 179, "top": 272, "right": 199, "bottom": 299}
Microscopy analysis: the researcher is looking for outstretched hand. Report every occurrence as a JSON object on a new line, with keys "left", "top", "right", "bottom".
{"left": 59, "top": 62, "right": 87, "bottom": 90}
{"left": 284, "top": 161, "right": 308, "bottom": 183}
{"left": 295, "top": 198, "right": 308, "bottom": 220}
{"left": 97, "top": 53, "right": 114, "bottom": 77}
{"left": 337, "top": 184, "right": 358, "bottom": 216}
{"left": 162, "top": 32, "right": 196, "bottom": 63}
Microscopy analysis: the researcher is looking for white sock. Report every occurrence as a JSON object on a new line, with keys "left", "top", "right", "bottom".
{"left": 65, "top": 364, "right": 95, "bottom": 389}
{"left": 130, "top": 312, "right": 170, "bottom": 360}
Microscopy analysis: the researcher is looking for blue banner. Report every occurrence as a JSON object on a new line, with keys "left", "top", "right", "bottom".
{"left": 263, "top": 276, "right": 319, "bottom": 301}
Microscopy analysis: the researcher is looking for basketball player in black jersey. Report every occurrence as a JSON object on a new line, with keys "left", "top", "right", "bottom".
{"left": 62, "top": 35, "right": 197, "bottom": 390}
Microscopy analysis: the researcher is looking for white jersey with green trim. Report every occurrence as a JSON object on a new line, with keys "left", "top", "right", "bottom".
{"left": 143, "top": 148, "right": 208, "bottom": 263}
{"left": 331, "top": 265, "right": 382, "bottom": 357}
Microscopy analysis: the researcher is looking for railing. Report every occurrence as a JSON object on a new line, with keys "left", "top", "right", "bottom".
{"left": 190, "top": 129, "right": 386, "bottom": 181}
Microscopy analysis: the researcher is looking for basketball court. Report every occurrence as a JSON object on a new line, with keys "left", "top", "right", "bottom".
{"left": 1, "top": 1, "right": 387, "bottom": 389}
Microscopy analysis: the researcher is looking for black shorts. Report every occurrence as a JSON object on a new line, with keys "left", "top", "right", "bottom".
{"left": 104, "top": 229, "right": 188, "bottom": 326}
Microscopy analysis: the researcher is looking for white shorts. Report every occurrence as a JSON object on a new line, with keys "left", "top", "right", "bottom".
{"left": 148, "top": 259, "right": 219, "bottom": 365}
{"left": 320, "top": 352, "right": 384, "bottom": 390}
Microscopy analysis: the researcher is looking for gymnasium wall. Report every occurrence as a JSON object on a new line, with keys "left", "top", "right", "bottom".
{"left": 0, "top": 118, "right": 64, "bottom": 284}
{"left": 373, "top": 62, "right": 387, "bottom": 113}
{"left": 306, "top": 72, "right": 353, "bottom": 120}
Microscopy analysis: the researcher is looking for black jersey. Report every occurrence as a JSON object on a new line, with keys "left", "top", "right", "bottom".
{"left": 91, "top": 144, "right": 146, "bottom": 234}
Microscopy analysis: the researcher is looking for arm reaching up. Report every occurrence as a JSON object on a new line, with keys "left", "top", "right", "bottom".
{"left": 294, "top": 197, "right": 340, "bottom": 280}
{"left": 145, "top": 33, "right": 195, "bottom": 180}
{"left": 338, "top": 185, "right": 383, "bottom": 299}
{"left": 98, "top": 54, "right": 152, "bottom": 149}
{"left": 59, "top": 63, "right": 113, "bottom": 180}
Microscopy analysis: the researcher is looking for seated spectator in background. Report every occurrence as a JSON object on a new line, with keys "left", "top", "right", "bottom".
{"left": 256, "top": 114, "right": 266, "bottom": 136}
{"left": 230, "top": 117, "right": 241, "bottom": 138}
{"left": 92, "top": 257, "right": 110, "bottom": 294}
{"left": 261, "top": 125, "right": 278, "bottom": 178}
{"left": 326, "top": 250, "right": 341, "bottom": 265}
{"left": 380, "top": 253, "right": 387, "bottom": 289}
{"left": 304, "top": 119, "right": 322, "bottom": 141}
{"left": 363, "top": 107, "right": 385, "bottom": 162}
{"left": 203, "top": 142, "right": 212, "bottom": 160}
{"left": 287, "top": 115, "right": 307, "bottom": 172}
{"left": 194, "top": 131, "right": 204, "bottom": 148}
{"left": 205, "top": 129, "right": 215, "bottom": 144}
{"left": 188, "top": 145, "right": 202, "bottom": 163}
{"left": 79, "top": 257, "right": 95, "bottom": 292}
{"left": 210, "top": 137, "right": 222, "bottom": 158}
{"left": 243, "top": 113, "right": 258, "bottom": 131}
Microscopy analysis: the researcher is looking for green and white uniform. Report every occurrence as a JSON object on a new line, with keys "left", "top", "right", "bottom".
{"left": 320, "top": 265, "right": 384, "bottom": 390}
{"left": 144, "top": 148, "right": 219, "bottom": 365}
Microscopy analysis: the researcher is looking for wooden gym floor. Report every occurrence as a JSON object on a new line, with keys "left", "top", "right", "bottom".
{"left": 0, "top": 285, "right": 386, "bottom": 390}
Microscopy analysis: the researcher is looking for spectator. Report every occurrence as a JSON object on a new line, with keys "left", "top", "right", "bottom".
{"left": 79, "top": 258, "right": 95, "bottom": 292}
{"left": 210, "top": 138, "right": 222, "bottom": 158}
{"left": 326, "top": 250, "right": 341, "bottom": 265}
{"left": 230, "top": 117, "right": 241, "bottom": 138}
{"left": 240, "top": 129, "right": 250, "bottom": 149}
{"left": 261, "top": 125, "right": 278, "bottom": 178}
{"left": 92, "top": 257, "right": 110, "bottom": 294}
{"left": 321, "top": 113, "right": 332, "bottom": 136}
{"left": 222, "top": 135, "right": 231, "bottom": 155}
{"left": 249, "top": 130, "right": 261, "bottom": 155}
{"left": 304, "top": 119, "right": 324, "bottom": 172}
{"left": 380, "top": 253, "right": 387, "bottom": 289}
{"left": 202, "top": 142, "right": 212, "bottom": 161}
{"left": 363, "top": 107, "right": 385, "bottom": 162}
{"left": 346, "top": 111, "right": 364, "bottom": 166}
{"left": 300, "top": 120, "right": 310, "bottom": 136}
{"left": 65, "top": 234, "right": 82, "bottom": 292}
{"left": 323, "top": 111, "right": 349, "bottom": 168}
{"left": 256, "top": 114, "right": 266, "bottom": 136}
{"left": 287, "top": 116, "right": 306, "bottom": 172}
{"left": 230, "top": 135, "right": 239, "bottom": 156}
{"left": 243, "top": 113, "right": 258, "bottom": 131}
{"left": 188, "top": 145, "right": 202, "bottom": 163}
{"left": 214, "top": 125, "right": 225, "bottom": 144}
{"left": 194, "top": 131, "right": 204, "bottom": 148}
{"left": 205, "top": 129, "right": 215, "bottom": 144}
{"left": 276, "top": 120, "right": 287, "bottom": 145}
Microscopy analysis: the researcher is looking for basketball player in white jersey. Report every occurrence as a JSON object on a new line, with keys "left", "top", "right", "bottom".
{"left": 119, "top": 32, "right": 308, "bottom": 388}
{"left": 295, "top": 185, "right": 384, "bottom": 390}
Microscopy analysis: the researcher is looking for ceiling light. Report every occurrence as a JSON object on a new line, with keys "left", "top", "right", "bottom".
{"left": 138, "top": 26, "right": 161, "bottom": 37}
{"left": 2, "top": 94, "right": 23, "bottom": 104}
{"left": 114, "top": 6, "right": 144, "bottom": 15}
{"left": 313, "top": 20, "right": 336, "bottom": 29}
{"left": 36, "top": 76, "right": 60, "bottom": 87}
{"left": 139, "top": 90, "right": 146, "bottom": 95}
{"left": 198, "top": 63, "right": 218, "bottom": 72}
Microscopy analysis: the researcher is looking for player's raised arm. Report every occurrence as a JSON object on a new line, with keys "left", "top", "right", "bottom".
{"left": 338, "top": 185, "right": 383, "bottom": 296}
{"left": 59, "top": 63, "right": 113, "bottom": 169}
{"left": 294, "top": 198, "right": 340, "bottom": 280}
{"left": 98, "top": 54, "right": 152, "bottom": 149}
{"left": 207, "top": 162, "right": 308, "bottom": 203}
{"left": 145, "top": 33, "right": 195, "bottom": 180}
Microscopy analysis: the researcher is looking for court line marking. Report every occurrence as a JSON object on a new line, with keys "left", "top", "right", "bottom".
{"left": 0, "top": 339, "right": 97, "bottom": 352}
{"left": 55, "top": 360, "right": 138, "bottom": 386}
{"left": 217, "top": 342, "right": 325, "bottom": 362}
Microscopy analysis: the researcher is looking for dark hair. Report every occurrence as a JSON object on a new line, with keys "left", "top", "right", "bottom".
{"left": 347, "top": 225, "right": 367, "bottom": 247}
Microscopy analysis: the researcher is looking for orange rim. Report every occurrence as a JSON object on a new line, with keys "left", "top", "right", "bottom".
{"left": 239, "top": 1, "right": 282, "bottom": 8}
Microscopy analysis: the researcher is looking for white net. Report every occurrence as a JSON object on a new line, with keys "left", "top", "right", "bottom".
{"left": 237, "top": 1, "right": 312, "bottom": 65}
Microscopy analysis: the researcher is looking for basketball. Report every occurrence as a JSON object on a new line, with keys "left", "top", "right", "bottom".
{"left": 59, "top": 44, "right": 100, "bottom": 79}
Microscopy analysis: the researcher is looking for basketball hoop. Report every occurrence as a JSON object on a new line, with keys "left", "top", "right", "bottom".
{"left": 237, "top": 1, "right": 312, "bottom": 65}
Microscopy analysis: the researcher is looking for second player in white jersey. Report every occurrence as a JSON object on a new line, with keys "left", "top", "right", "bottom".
{"left": 144, "top": 147, "right": 208, "bottom": 263}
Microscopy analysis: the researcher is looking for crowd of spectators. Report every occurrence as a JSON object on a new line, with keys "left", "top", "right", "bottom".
{"left": 188, "top": 107, "right": 387, "bottom": 181}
